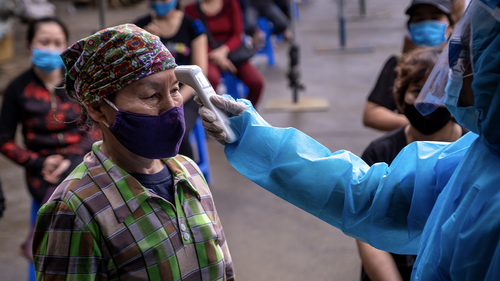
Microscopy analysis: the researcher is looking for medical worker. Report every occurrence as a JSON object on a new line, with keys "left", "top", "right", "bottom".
{"left": 195, "top": 0, "right": 500, "bottom": 279}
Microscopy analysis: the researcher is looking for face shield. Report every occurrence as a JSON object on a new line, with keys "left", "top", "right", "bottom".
{"left": 415, "top": 0, "right": 500, "bottom": 116}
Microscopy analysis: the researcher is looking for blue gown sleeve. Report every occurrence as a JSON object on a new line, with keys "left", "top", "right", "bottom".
{"left": 225, "top": 100, "right": 477, "bottom": 254}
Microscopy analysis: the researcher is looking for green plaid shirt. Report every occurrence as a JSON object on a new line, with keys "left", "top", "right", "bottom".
{"left": 33, "top": 142, "right": 235, "bottom": 281}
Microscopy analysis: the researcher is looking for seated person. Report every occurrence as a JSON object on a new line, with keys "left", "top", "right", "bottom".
{"left": 356, "top": 47, "right": 467, "bottom": 281}
{"left": 363, "top": 0, "right": 454, "bottom": 131}
{"left": 185, "top": 0, "right": 265, "bottom": 107}
{"left": 245, "top": 0, "right": 289, "bottom": 42}
{"left": 134, "top": 0, "right": 208, "bottom": 159}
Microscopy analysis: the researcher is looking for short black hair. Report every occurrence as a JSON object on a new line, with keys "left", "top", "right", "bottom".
{"left": 407, "top": 4, "right": 454, "bottom": 27}
{"left": 27, "top": 17, "right": 70, "bottom": 44}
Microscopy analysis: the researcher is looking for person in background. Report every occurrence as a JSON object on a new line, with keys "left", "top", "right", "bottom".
{"left": 362, "top": 0, "right": 454, "bottom": 131}
{"left": 402, "top": 0, "right": 466, "bottom": 53}
{"left": 185, "top": 0, "right": 265, "bottom": 107}
{"left": 33, "top": 24, "right": 235, "bottom": 280}
{"left": 245, "top": 0, "right": 289, "bottom": 44}
{"left": 0, "top": 17, "right": 93, "bottom": 261}
{"left": 356, "top": 47, "right": 467, "bottom": 281}
{"left": 0, "top": 179, "right": 4, "bottom": 218}
{"left": 134, "top": 0, "right": 208, "bottom": 159}
{"left": 193, "top": 1, "right": 500, "bottom": 279}
{"left": 248, "top": 0, "right": 288, "bottom": 35}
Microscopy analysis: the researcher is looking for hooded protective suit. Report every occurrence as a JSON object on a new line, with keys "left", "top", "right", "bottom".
{"left": 223, "top": 1, "right": 500, "bottom": 279}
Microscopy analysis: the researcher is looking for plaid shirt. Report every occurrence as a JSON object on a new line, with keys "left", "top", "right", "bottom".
{"left": 33, "top": 142, "right": 235, "bottom": 281}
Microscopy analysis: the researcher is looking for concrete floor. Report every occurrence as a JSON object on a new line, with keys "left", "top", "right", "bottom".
{"left": 0, "top": 0, "right": 409, "bottom": 280}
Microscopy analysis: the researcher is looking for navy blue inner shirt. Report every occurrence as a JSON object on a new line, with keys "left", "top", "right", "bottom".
{"left": 130, "top": 165, "right": 175, "bottom": 203}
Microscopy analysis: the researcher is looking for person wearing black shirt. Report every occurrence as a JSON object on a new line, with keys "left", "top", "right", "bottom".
{"left": 362, "top": 0, "right": 455, "bottom": 132}
{"left": 134, "top": 0, "right": 208, "bottom": 159}
{"left": 357, "top": 47, "right": 467, "bottom": 281}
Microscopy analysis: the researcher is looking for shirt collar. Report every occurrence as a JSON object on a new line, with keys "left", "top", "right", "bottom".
{"left": 85, "top": 141, "right": 200, "bottom": 223}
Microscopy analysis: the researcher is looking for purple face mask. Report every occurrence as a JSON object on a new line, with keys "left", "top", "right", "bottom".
{"left": 103, "top": 98, "right": 185, "bottom": 159}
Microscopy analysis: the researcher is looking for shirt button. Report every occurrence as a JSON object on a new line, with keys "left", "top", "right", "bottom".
{"left": 183, "top": 232, "right": 190, "bottom": 241}
{"left": 181, "top": 224, "right": 186, "bottom": 231}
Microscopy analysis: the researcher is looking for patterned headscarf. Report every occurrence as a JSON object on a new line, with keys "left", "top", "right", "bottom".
{"left": 61, "top": 24, "right": 177, "bottom": 105}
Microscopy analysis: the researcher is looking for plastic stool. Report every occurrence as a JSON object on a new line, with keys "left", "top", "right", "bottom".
{"left": 189, "top": 118, "right": 212, "bottom": 184}
{"left": 28, "top": 200, "right": 40, "bottom": 281}
{"left": 221, "top": 72, "right": 248, "bottom": 99}
{"left": 256, "top": 17, "right": 275, "bottom": 66}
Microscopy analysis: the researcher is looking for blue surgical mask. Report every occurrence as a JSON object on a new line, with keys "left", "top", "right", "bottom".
{"left": 31, "top": 47, "right": 64, "bottom": 73}
{"left": 444, "top": 71, "right": 480, "bottom": 134}
{"left": 150, "top": 0, "right": 177, "bottom": 17}
{"left": 409, "top": 20, "right": 448, "bottom": 47}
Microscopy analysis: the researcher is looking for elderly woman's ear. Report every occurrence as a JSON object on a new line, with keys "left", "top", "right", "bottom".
{"left": 86, "top": 101, "right": 108, "bottom": 123}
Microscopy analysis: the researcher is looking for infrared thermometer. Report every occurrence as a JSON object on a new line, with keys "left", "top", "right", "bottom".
{"left": 174, "top": 65, "right": 238, "bottom": 143}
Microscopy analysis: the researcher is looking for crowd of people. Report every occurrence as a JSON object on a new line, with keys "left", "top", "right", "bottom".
{"left": 2, "top": 0, "right": 500, "bottom": 280}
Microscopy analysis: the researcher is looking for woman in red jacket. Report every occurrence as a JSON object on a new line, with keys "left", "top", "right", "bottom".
{"left": 185, "top": 0, "right": 265, "bottom": 107}
{"left": 0, "top": 17, "right": 93, "bottom": 261}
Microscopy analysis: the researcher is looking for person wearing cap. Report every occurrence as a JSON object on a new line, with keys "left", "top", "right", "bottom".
{"left": 195, "top": 0, "right": 500, "bottom": 279}
{"left": 32, "top": 24, "right": 235, "bottom": 281}
{"left": 362, "top": 0, "right": 455, "bottom": 132}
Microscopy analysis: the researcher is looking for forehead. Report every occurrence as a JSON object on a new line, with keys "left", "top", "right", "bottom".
{"left": 410, "top": 4, "right": 448, "bottom": 18}
{"left": 120, "top": 69, "right": 176, "bottom": 91}
{"left": 34, "top": 22, "right": 66, "bottom": 39}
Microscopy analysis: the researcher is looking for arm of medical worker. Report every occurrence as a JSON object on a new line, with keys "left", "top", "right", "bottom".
{"left": 202, "top": 96, "right": 475, "bottom": 254}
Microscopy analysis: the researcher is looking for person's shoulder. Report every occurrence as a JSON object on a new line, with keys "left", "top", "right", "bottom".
{"left": 169, "top": 155, "right": 213, "bottom": 195}
{"left": 184, "top": 14, "right": 206, "bottom": 35}
{"left": 368, "top": 127, "right": 406, "bottom": 150}
{"left": 460, "top": 125, "right": 469, "bottom": 136}
{"left": 362, "top": 127, "right": 407, "bottom": 164}
{"left": 5, "top": 68, "right": 36, "bottom": 92}
{"left": 384, "top": 55, "right": 399, "bottom": 69}
{"left": 184, "top": 1, "right": 197, "bottom": 12}
{"left": 133, "top": 13, "right": 152, "bottom": 28}
{"left": 52, "top": 162, "right": 92, "bottom": 202}
{"left": 226, "top": 0, "right": 240, "bottom": 10}
{"left": 39, "top": 163, "right": 90, "bottom": 213}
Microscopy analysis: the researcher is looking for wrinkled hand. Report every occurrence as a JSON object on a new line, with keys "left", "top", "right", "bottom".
{"left": 42, "top": 155, "right": 71, "bottom": 184}
{"left": 209, "top": 47, "right": 237, "bottom": 73}
{"left": 194, "top": 95, "right": 246, "bottom": 145}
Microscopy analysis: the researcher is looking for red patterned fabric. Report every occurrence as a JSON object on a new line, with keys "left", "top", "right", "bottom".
{"left": 61, "top": 24, "right": 177, "bottom": 105}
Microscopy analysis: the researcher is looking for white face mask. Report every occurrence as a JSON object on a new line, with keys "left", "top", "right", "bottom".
{"left": 444, "top": 71, "right": 480, "bottom": 134}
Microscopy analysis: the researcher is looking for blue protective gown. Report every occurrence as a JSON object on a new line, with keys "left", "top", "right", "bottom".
{"left": 224, "top": 101, "right": 500, "bottom": 280}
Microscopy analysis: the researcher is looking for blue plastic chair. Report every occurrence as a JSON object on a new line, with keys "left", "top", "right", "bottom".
{"left": 256, "top": 17, "right": 276, "bottom": 66}
{"left": 28, "top": 200, "right": 40, "bottom": 281}
{"left": 221, "top": 72, "right": 248, "bottom": 99}
{"left": 189, "top": 118, "right": 212, "bottom": 185}
{"left": 292, "top": 0, "right": 300, "bottom": 20}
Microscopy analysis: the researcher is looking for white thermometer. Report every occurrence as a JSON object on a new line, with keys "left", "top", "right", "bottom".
{"left": 174, "top": 65, "right": 238, "bottom": 143}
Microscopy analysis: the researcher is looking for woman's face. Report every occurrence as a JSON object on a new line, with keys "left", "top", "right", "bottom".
{"left": 105, "top": 68, "right": 182, "bottom": 119}
{"left": 30, "top": 22, "right": 67, "bottom": 51}
{"left": 409, "top": 5, "right": 453, "bottom": 38}
{"left": 409, "top": 5, "right": 449, "bottom": 24}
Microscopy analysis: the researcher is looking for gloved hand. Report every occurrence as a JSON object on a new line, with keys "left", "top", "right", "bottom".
{"left": 194, "top": 94, "right": 246, "bottom": 145}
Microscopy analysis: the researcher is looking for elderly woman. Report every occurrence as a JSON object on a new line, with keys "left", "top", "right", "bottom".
{"left": 32, "top": 24, "right": 235, "bottom": 281}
